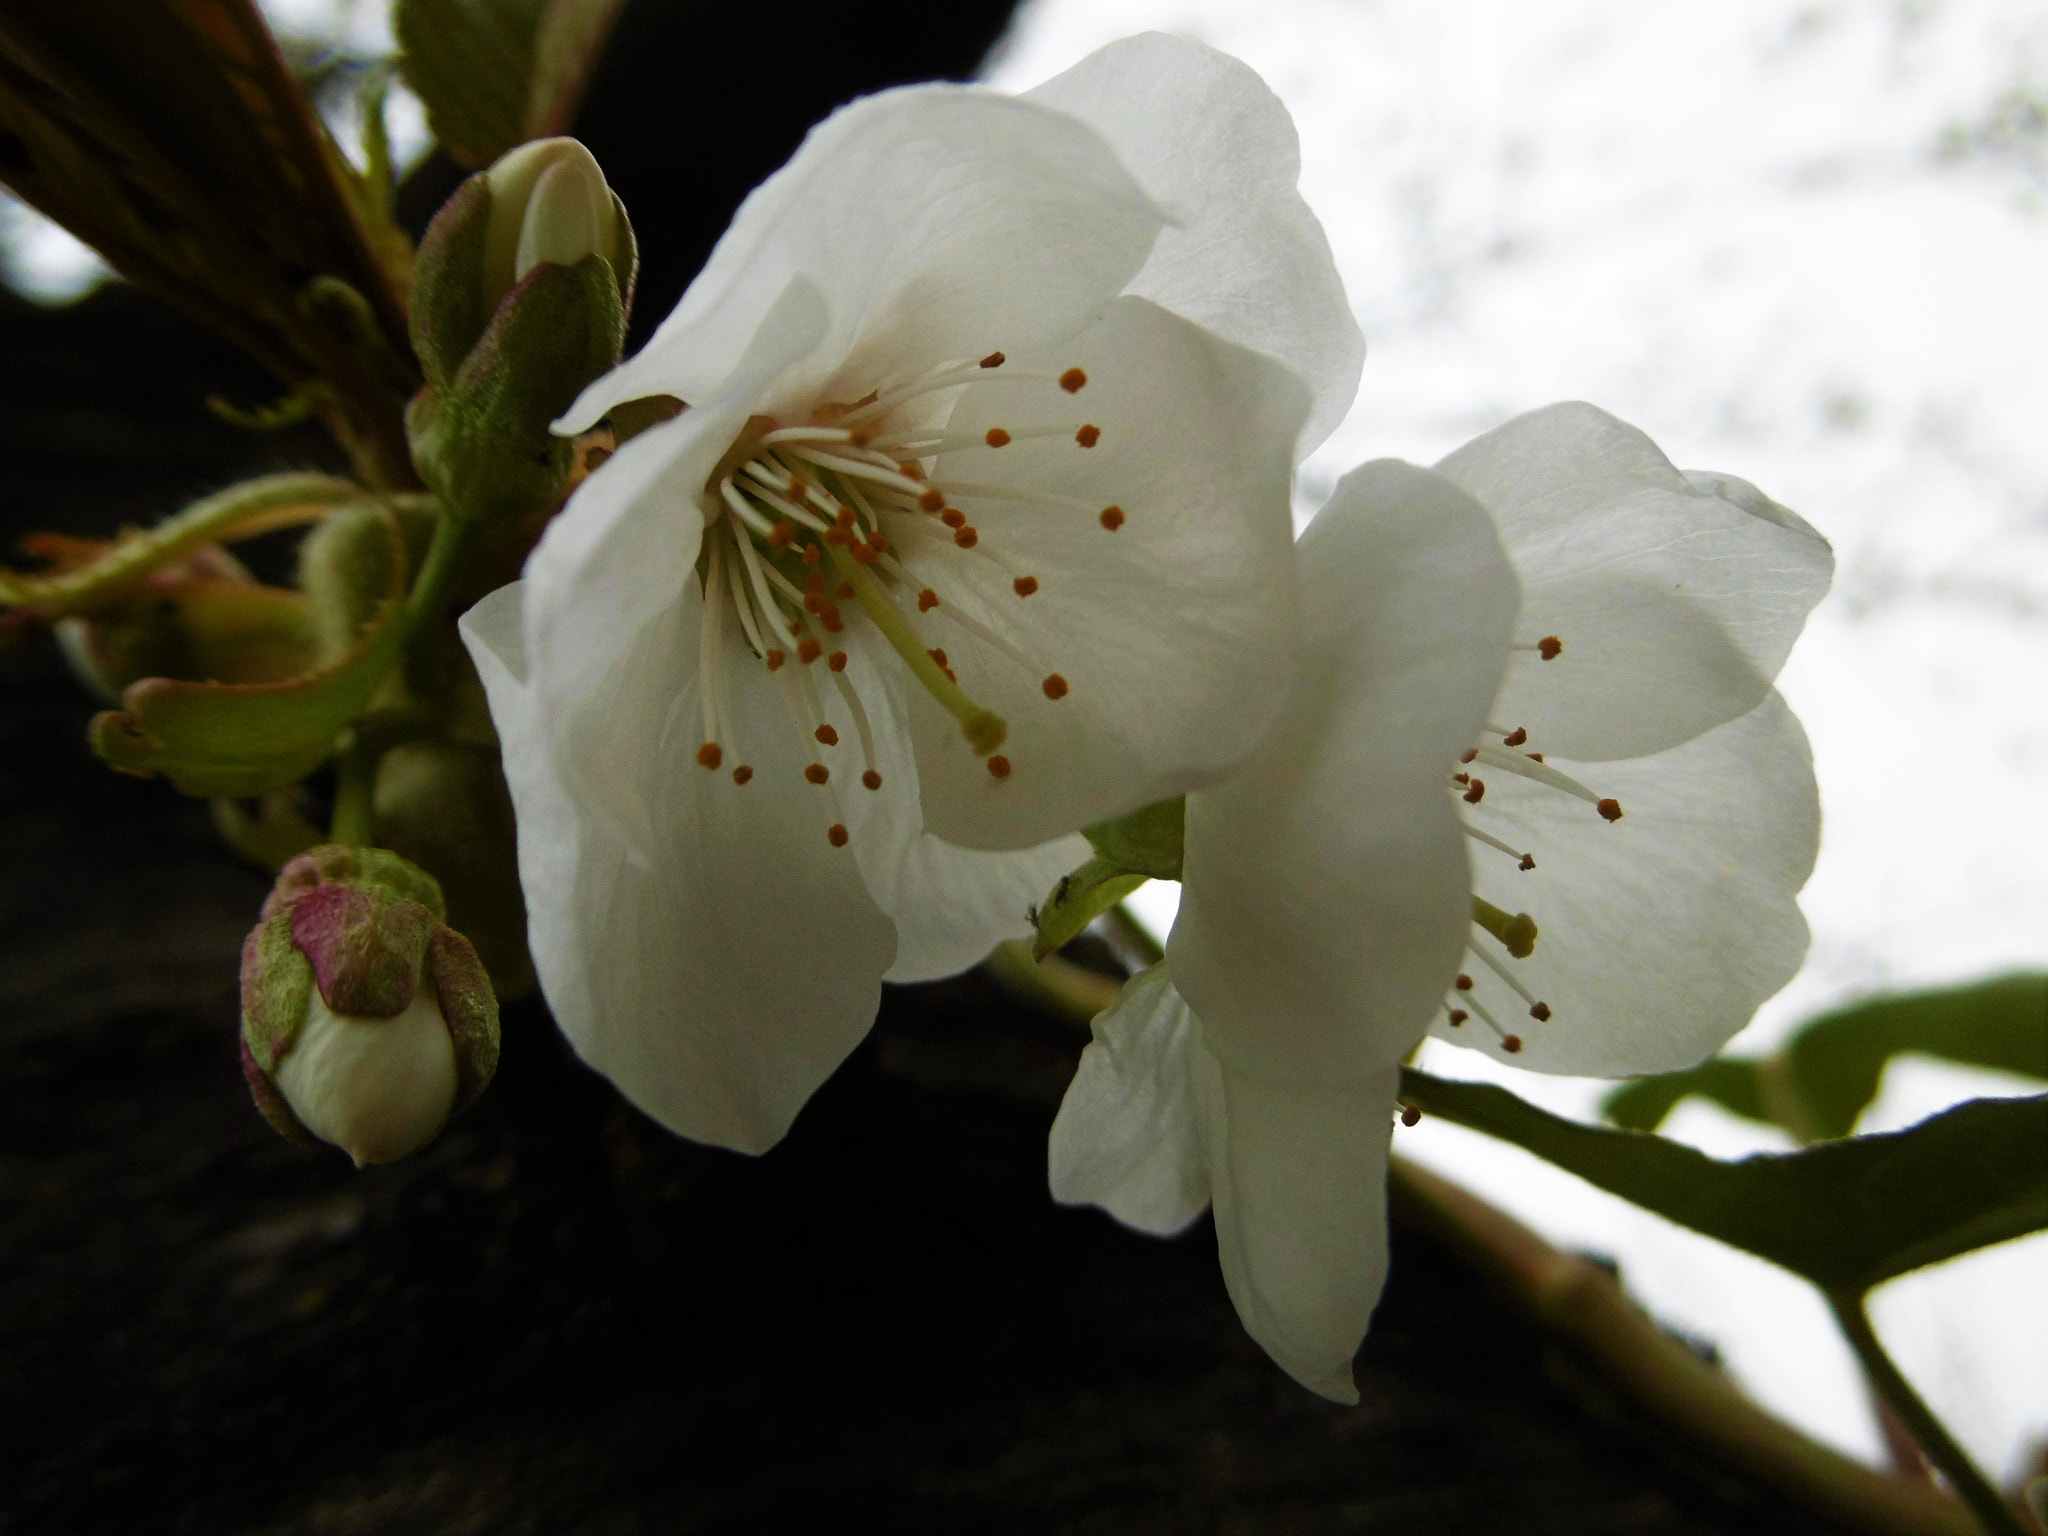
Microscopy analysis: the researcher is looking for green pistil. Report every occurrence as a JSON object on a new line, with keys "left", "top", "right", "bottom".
{"left": 824, "top": 540, "right": 1007, "bottom": 756}
{"left": 1473, "top": 897, "right": 1539, "bottom": 959}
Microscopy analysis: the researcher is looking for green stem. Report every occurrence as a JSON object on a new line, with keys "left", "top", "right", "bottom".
{"left": 1825, "top": 1290, "right": 2028, "bottom": 1536}
{"left": 329, "top": 735, "right": 377, "bottom": 847}
{"left": 401, "top": 511, "right": 481, "bottom": 644}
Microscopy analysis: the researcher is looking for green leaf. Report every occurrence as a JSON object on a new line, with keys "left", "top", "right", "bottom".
{"left": 1082, "top": 796, "right": 1184, "bottom": 879}
{"left": 1403, "top": 1067, "right": 2048, "bottom": 1292}
{"left": 396, "top": 0, "right": 628, "bottom": 169}
{"left": 89, "top": 504, "right": 410, "bottom": 797}
{"left": 1030, "top": 855, "right": 1148, "bottom": 961}
{"left": 1604, "top": 974, "right": 2048, "bottom": 1139}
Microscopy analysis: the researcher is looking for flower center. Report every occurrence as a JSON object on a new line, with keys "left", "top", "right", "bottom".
{"left": 1440, "top": 637, "right": 1625, "bottom": 1053}
{"left": 690, "top": 351, "right": 1116, "bottom": 845}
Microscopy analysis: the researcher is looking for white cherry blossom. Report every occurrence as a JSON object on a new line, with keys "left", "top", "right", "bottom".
{"left": 1051, "top": 405, "right": 1831, "bottom": 1401}
{"left": 461, "top": 36, "right": 1358, "bottom": 1154}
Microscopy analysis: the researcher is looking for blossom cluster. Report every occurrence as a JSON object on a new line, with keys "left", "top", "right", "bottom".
{"left": 458, "top": 34, "right": 1831, "bottom": 1398}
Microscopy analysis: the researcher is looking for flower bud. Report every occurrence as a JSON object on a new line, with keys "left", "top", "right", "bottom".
{"left": 239, "top": 845, "right": 500, "bottom": 1166}
{"left": 405, "top": 138, "right": 638, "bottom": 526}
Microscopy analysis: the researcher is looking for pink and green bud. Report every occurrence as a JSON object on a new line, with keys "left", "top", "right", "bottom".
{"left": 240, "top": 845, "right": 500, "bottom": 1166}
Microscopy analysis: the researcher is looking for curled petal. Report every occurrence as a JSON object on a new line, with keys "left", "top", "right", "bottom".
{"left": 1048, "top": 964, "right": 1210, "bottom": 1236}
{"left": 1173, "top": 460, "right": 1517, "bottom": 1087}
{"left": 462, "top": 583, "right": 897, "bottom": 1153}
{"left": 1447, "top": 691, "right": 1819, "bottom": 1076}
{"left": 559, "top": 89, "right": 1165, "bottom": 432}
{"left": 1204, "top": 1051, "right": 1399, "bottom": 1405}
{"left": 1026, "top": 33, "right": 1362, "bottom": 456}
{"left": 906, "top": 297, "right": 1308, "bottom": 852}
{"left": 1436, "top": 403, "right": 1834, "bottom": 761}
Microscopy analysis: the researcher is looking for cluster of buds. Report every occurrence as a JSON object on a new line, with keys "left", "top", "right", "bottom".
{"left": 406, "top": 137, "right": 638, "bottom": 526}
{"left": 240, "top": 846, "right": 500, "bottom": 1166}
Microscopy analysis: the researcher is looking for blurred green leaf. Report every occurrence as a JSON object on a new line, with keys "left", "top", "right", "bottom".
{"left": 1402, "top": 1068, "right": 2048, "bottom": 1292}
{"left": 1605, "top": 975, "right": 2048, "bottom": 1139}
{"left": 396, "top": 0, "right": 628, "bottom": 168}
{"left": 90, "top": 503, "right": 410, "bottom": 797}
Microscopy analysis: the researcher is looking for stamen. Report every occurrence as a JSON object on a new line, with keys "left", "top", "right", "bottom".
{"left": 1013, "top": 577, "right": 1038, "bottom": 597}
{"left": 918, "top": 588, "right": 940, "bottom": 611}
{"left": 805, "top": 764, "right": 830, "bottom": 784}
{"left": 1075, "top": 425, "right": 1100, "bottom": 447}
{"left": 1464, "top": 823, "right": 1536, "bottom": 869}
{"left": 1042, "top": 674, "right": 1069, "bottom": 700}
{"left": 1444, "top": 1005, "right": 1469, "bottom": 1026}
{"left": 823, "top": 664, "right": 878, "bottom": 785}
{"left": 732, "top": 765, "right": 753, "bottom": 784}
{"left": 828, "top": 824, "right": 849, "bottom": 847}
{"left": 987, "top": 755, "right": 1012, "bottom": 778}
{"left": 980, "top": 351, "right": 1005, "bottom": 368}
{"left": 1468, "top": 937, "right": 1549, "bottom": 1018}
{"left": 784, "top": 446, "right": 929, "bottom": 499}
{"left": 1512, "top": 636, "right": 1564, "bottom": 660}
{"left": 815, "top": 724, "right": 838, "bottom": 746}
{"left": 697, "top": 743, "right": 722, "bottom": 770}
{"left": 722, "top": 531, "right": 771, "bottom": 659}
{"left": 1059, "top": 367, "right": 1087, "bottom": 392}
{"left": 1099, "top": 505, "right": 1125, "bottom": 531}
{"left": 1398, "top": 1102, "right": 1422, "bottom": 1127}
{"left": 1598, "top": 798, "right": 1624, "bottom": 822}
{"left": 699, "top": 539, "right": 730, "bottom": 754}
{"left": 1462, "top": 778, "right": 1486, "bottom": 804}
{"left": 983, "top": 428, "right": 1011, "bottom": 448}
{"left": 1460, "top": 988, "right": 1523, "bottom": 1052}
{"left": 1472, "top": 745, "right": 1603, "bottom": 806}
{"left": 827, "top": 543, "right": 1007, "bottom": 756}
{"left": 1472, "top": 897, "right": 1538, "bottom": 959}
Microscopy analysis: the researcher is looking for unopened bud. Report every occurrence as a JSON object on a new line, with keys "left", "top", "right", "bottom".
{"left": 483, "top": 138, "right": 623, "bottom": 308}
{"left": 407, "top": 138, "right": 637, "bottom": 524}
{"left": 239, "top": 846, "right": 499, "bottom": 1166}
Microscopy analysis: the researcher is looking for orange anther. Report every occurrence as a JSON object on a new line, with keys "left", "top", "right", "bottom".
{"left": 1099, "top": 505, "right": 1125, "bottom": 531}
{"left": 1538, "top": 636, "right": 1563, "bottom": 661}
{"left": 954, "top": 526, "right": 979, "bottom": 548}
{"left": 1528, "top": 753, "right": 1545, "bottom": 762}
{"left": 980, "top": 351, "right": 1006, "bottom": 368}
{"left": 1400, "top": 1103, "right": 1422, "bottom": 1128}
{"left": 815, "top": 724, "right": 839, "bottom": 746}
{"left": 918, "top": 588, "right": 940, "bottom": 612}
{"left": 805, "top": 764, "right": 830, "bottom": 785}
{"left": 836, "top": 506, "right": 856, "bottom": 529}
{"left": 941, "top": 509, "right": 966, "bottom": 528}
{"left": 1041, "top": 673, "right": 1069, "bottom": 700}
{"left": 824, "top": 527, "right": 848, "bottom": 546}
{"left": 1074, "top": 424, "right": 1100, "bottom": 447}
{"left": 868, "top": 531, "right": 887, "bottom": 553}
{"left": 801, "top": 544, "right": 821, "bottom": 566}
{"left": 797, "top": 638, "right": 823, "bottom": 663}
{"left": 1462, "top": 779, "right": 1486, "bottom": 804}
{"left": 1455, "top": 974, "right": 1473, "bottom": 990}
{"left": 768, "top": 519, "right": 796, "bottom": 550}
{"left": 862, "top": 769, "right": 882, "bottom": 790}
{"left": 805, "top": 571, "right": 825, "bottom": 593}
{"left": 897, "top": 461, "right": 924, "bottom": 480}
{"left": 919, "top": 488, "right": 946, "bottom": 512}
{"left": 1460, "top": 748, "right": 1478, "bottom": 764}
{"left": 929, "top": 648, "right": 949, "bottom": 667}
{"left": 1597, "top": 798, "right": 1624, "bottom": 822}
{"left": 765, "top": 649, "right": 786, "bottom": 671}
{"left": 852, "top": 542, "right": 880, "bottom": 564}
{"left": 984, "top": 428, "right": 1011, "bottom": 448}
{"left": 1502, "top": 1035, "right": 1524, "bottom": 1054}
{"left": 1503, "top": 727, "right": 1528, "bottom": 747}
{"left": 836, "top": 582, "right": 853, "bottom": 600}
{"left": 1013, "top": 576, "right": 1039, "bottom": 598}
{"left": 697, "top": 743, "right": 723, "bottom": 770}
{"left": 986, "top": 755, "right": 1012, "bottom": 779}
{"left": 828, "top": 651, "right": 848, "bottom": 671}
{"left": 828, "top": 823, "right": 849, "bottom": 847}
{"left": 804, "top": 594, "right": 823, "bottom": 614}
{"left": 821, "top": 607, "right": 845, "bottom": 633}
{"left": 1529, "top": 1002, "right": 1553, "bottom": 1022}
{"left": 1519, "top": 854, "right": 1537, "bottom": 871}
{"left": 732, "top": 764, "right": 754, "bottom": 785}
{"left": 1447, "top": 1009, "right": 1468, "bottom": 1025}
{"left": 1060, "top": 367, "right": 1087, "bottom": 393}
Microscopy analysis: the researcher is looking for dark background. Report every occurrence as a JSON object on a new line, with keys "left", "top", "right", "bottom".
{"left": 0, "top": 3, "right": 1869, "bottom": 1530}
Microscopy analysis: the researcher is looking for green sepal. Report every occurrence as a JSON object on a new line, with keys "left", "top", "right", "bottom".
{"left": 426, "top": 924, "right": 502, "bottom": 1108}
{"left": 240, "top": 909, "right": 315, "bottom": 1074}
{"left": 1083, "top": 796, "right": 1185, "bottom": 879}
{"left": 374, "top": 739, "right": 534, "bottom": 997}
{"left": 1402, "top": 1067, "right": 2048, "bottom": 1293}
{"left": 407, "top": 253, "right": 625, "bottom": 525}
{"left": 1604, "top": 973, "right": 2048, "bottom": 1140}
{"left": 56, "top": 580, "right": 317, "bottom": 702}
{"left": 1031, "top": 854, "right": 1149, "bottom": 961}
{"left": 408, "top": 174, "right": 494, "bottom": 394}
{"left": 265, "top": 844, "right": 448, "bottom": 920}
{"left": 89, "top": 505, "right": 410, "bottom": 797}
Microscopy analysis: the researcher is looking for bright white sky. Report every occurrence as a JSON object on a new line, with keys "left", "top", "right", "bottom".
{"left": 2, "top": 0, "right": 2040, "bottom": 1489}
{"left": 988, "top": 0, "right": 2048, "bottom": 1482}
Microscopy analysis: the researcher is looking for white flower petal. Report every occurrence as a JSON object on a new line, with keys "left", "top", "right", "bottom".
{"left": 525, "top": 277, "right": 828, "bottom": 850}
{"left": 1436, "top": 403, "right": 1833, "bottom": 761}
{"left": 1204, "top": 1051, "right": 1400, "bottom": 1406}
{"left": 1171, "top": 460, "right": 1517, "bottom": 1087}
{"left": 462, "top": 583, "right": 898, "bottom": 1154}
{"left": 829, "top": 641, "right": 1089, "bottom": 983}
{"left": 901, "top": 296, "right": 1308, "bottom": 851}
{"left": 1444, "top": 691, "right": 1819, "bottom": 1076}
{"left": 1025, "top": 33, "right": 1362, "bottom": 456}
{"left": 1047, "top": 964, "right": 1210, "bottom": 1236}
{"left": 558, "top": 89, "right": 1165, "bottom": 433}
